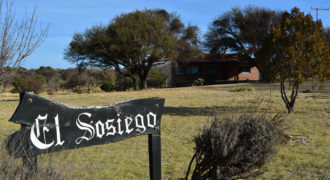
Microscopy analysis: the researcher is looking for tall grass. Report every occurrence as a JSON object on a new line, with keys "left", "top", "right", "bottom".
{"left": 0, "top": 136, "right": 68, "bottom": 180}
{"left": 0, "top": 81, "right": 329, "bottom": 179}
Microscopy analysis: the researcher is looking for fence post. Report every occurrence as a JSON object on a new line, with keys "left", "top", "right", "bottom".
{"left": 148, "top": 134, "right": 161, "bottom": 180}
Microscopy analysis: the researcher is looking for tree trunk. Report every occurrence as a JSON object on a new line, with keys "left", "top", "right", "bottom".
{"left": 280, "top": 81, "right": 299, "bottom": 114}
{"left": 287, "top": 105, "right": 294, "bottom": 114}
{"left": 132, "top": 76, "right": 138, "bottom": 90}
{"left": 87, "top": 84, "right": 92, "bottom": 94}
{"left": 139, "top": 78, "right": 148, "bottom": 89}
{"left": 2, "top": 84, "right": 6, "bottom": 93}
{"left": 0, "top": 77, "right": 5, "bottom": 93}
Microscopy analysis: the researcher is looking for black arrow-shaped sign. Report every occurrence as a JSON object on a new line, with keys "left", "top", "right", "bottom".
{"left": 6, "top": 92, "right": 165, "bottom": 160}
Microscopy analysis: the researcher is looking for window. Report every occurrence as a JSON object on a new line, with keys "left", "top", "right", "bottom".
{"left": 175, "top": 67, "right": 184, "bottom": 75}
{"left": 206, "top": 65, "right": 217, "bottom": 74}
{"left": 240, "top": 66, "right": 250, "bottom": 73}
{"left": 186, "top": 66, "right": 199, "bottom": 74}
{"left": 192, "top": 66, "right": 198, "bottom": 74}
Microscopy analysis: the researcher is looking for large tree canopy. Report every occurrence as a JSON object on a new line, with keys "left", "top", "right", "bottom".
{"left": 65, "top": 9, "right": 200, "bottom": 89}
{"left": 256, "top": 8, "right": 330, "bottom": 113}
{"left": 204, "top": 6, "right": 279, "bottom": 63}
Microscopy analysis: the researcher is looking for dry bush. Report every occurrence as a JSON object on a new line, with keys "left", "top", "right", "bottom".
{"left": 0, "top": 136, "right": 67, "bottom": 180}
{"left": 66, "top": 73, "right": 88, "bottom": 92}
{"left": 11, "top": 77, "right": 45, "bottom": 94}
{"left": 47, "top": 88, "right": 57, "bottom": 95}
{"left": 186, "top": 113, "right": 285, "bottom": 180}
{"left": 91, "top": 86, "right": 103, "bottom": 93}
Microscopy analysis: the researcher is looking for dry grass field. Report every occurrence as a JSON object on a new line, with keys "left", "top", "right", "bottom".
{"left": 0, "top": 81, "right": 329, "bottom": 179}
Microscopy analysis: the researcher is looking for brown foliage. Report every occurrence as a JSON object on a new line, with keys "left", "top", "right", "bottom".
{"left": 186, "top": 114, "right": 284, "bottom": 180}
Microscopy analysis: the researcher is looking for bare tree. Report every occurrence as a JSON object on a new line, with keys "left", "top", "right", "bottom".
{"left": 0, "top": 0, "right": 48, "bottom": 88}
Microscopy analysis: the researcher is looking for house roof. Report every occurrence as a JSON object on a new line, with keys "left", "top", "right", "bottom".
{"left": 178, "top": 53, "right": 244, "bottom": 63}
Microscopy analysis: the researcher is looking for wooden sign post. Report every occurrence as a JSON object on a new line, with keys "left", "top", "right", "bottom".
{"left": 6, "top": 92, "right": 164, "bottom": 180}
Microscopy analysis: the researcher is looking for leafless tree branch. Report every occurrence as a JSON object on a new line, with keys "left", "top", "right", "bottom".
{"left": 0, "top": 0, "right": 49, "bottom": 82}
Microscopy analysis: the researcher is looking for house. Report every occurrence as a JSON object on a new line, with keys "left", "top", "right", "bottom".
{"left": 171, "top": 53, "right": 260, "bottom": 86}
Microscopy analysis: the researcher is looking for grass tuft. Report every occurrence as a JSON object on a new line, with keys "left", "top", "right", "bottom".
{"left": 230, "top": 86, "right": 255, "bottom": 92}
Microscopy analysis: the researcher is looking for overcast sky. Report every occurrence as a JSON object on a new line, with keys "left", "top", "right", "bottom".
{"left": 12, "top": 0, "right": 330, "bottom": 69}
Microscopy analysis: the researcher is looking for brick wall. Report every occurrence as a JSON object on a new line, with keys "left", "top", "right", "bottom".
{"left": 238, "top": 66, "right": 259, "bottom": 80}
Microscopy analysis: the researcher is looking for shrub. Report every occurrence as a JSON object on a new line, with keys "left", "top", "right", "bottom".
{"left": 186, "top": 114, "right": 284, "bottom": 180}
{"left": 91, "top": 86, "right": 103, "bottom": 93}
{"left": 230, "top": 86, "right": 255, "bottom": 92}
{"left": 115, "top": 77, "right": 133, "bottom": 91}
{"left": 193, "top": 78, "right": 205, "bottom": 86}
{"left": 11, "top": 79, "right": 23, "bottom": 93}
{"left": 76, "top": 89, "right": 89, "bottom": 94}
{"left": 11, "top": 77, "right": 44, "bottom": 94}
{"left": 147, "top": 70, "right": 165, "bottom": 88}
{"left": 47, "top": 88, "right": 57, "bottom": 95}
{"left": 65, "top": 73, "right": 88, "bottom": 92}
{"left": 100, "top": 81, "right": 115, "bottom": 92}
{"left": 0, "top": 136, "right": 66, "bottom": 180}
{"left": 35, "top": 66, "right": 57, "bottom": 84}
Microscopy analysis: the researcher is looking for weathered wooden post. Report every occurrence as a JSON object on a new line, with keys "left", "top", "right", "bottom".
{"left": 148, "top": 134, "right": 161, "bottom": 179}
{"left": 6, "top": 92, "right": 164, "bottom": 180}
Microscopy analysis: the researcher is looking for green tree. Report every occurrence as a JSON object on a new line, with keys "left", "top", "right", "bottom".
{"left": 65, "top": 9, "right": 200, "bottom": 90}
{"left": 324, "top": 27, "right": 330, "bottom": 46}
{"left": 35, "top": 66, "right": 57, "bottom": 84}
{"left": 204, "top": 6, "right": 279, "bottom": 64}
{"left": 256, "top": 8, "right": 330, "bottom": 113}
{"left": 147, "top": 69, "right": 165, "bottom": 88}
